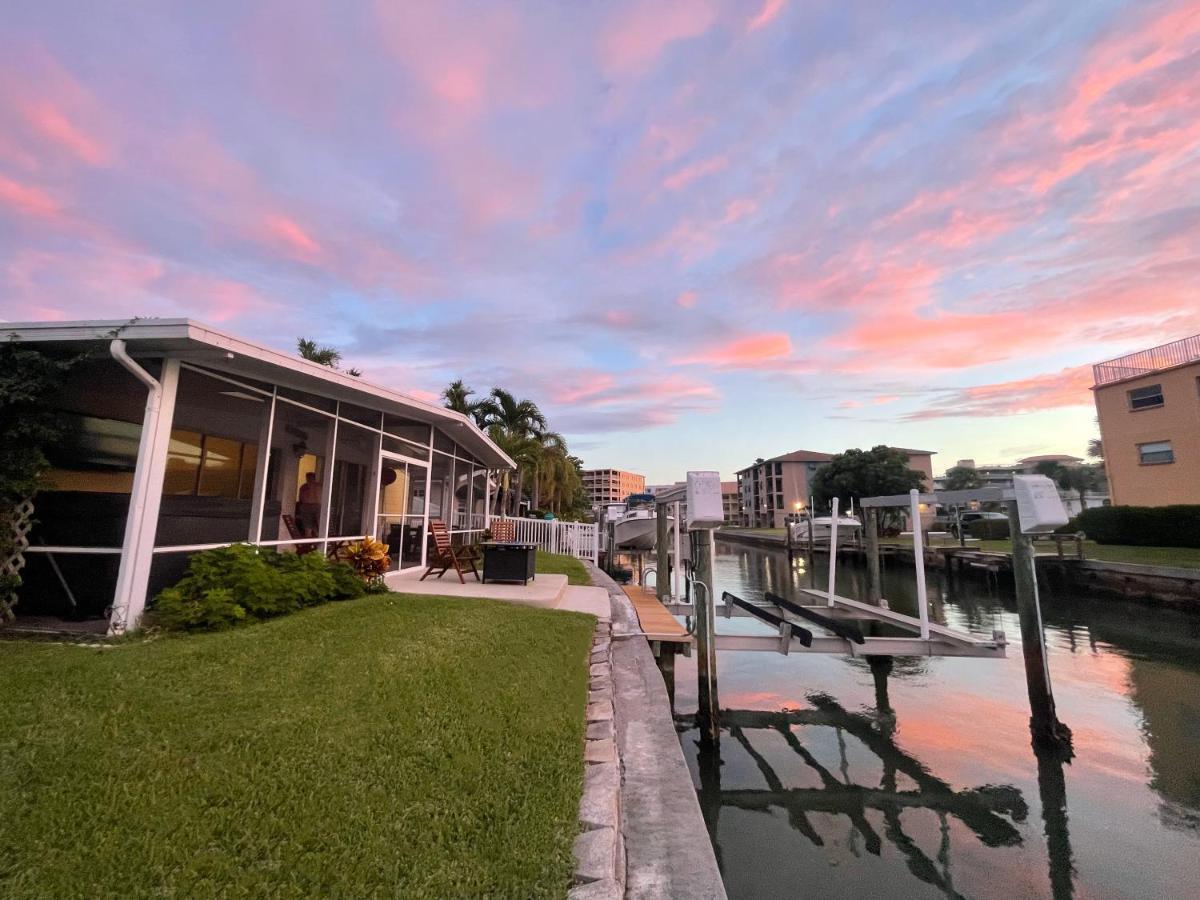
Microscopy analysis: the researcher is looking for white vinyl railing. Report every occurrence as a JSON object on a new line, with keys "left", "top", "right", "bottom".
{"left": 495, "top": 517, "right": 598, "bottom": 563}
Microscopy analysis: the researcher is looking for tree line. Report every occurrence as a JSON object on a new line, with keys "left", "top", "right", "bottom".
{"left": 442, "top": 380, "right": 587, "bottom": 519}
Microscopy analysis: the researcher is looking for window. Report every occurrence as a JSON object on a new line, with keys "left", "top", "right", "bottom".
{"left": 1128, "top": 384, "right": 1164, "bottom": 410}
{"left": 1138, "top": 441, "right": 1174, "bottom": 465}
{"left": 165, "top": 430, "right": 258, "bottom": 498}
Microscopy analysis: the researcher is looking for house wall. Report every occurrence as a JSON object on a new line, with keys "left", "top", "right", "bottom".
{"left": 1094, "top": 364, "right": 1200, "bottom": 506}
{"left": 21, "top": 357, "right": 500, "bottom": 624}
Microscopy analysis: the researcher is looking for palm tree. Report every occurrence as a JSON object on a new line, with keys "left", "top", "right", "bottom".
{"left": 480, "top": 389, "right": 547, "bottom": 514}
{"left": 297, "top": 337, "right": 361, "bottom": 377}
{"left": 441, "top": 380, "right": 494, "bottom": 427}
{"left": 297, "top": 338, "right": 342, "bottom": 368}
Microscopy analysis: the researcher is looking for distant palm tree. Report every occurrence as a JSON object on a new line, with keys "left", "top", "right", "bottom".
{"left": 1087, "top": 438, "right": 1103, "bottom": 460}
{"left": 297, "top": 337, "right": 360, "bottom": 377}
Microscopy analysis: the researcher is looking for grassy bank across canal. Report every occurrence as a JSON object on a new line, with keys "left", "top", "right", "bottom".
{"left": 1, "top": 593, "right": 595, "bottom": 898}
{"left": 720, "top": 527, "right": 1200, "bottom": 570}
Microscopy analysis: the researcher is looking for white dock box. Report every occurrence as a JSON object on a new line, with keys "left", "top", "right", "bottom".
{"left": 686, "top": 471, "right": 725, "bottom": 529}
{"left": 1012, "top": 475, "right": 1069, "bottom": 534}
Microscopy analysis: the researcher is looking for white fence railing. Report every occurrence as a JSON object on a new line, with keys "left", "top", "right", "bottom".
{"left": 495, "top": 517, "right": 598, "bottom": 563}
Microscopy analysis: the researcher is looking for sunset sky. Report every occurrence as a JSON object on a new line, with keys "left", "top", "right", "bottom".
{"left": 3, "top": 1, "right": 1199, "bottom": 482}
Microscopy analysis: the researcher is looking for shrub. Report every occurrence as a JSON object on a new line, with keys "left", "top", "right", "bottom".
{"left": 965, "top": 518, "right": 1010, "bottom": 540}
{"left": 155, "top": 586, "right": 246, "bottom": 631}
{"left": 152, "top": 544, "right": 368, "bottom": 631}
{"left": 1074, "top": 505, "right": 1200, "bottom": 548}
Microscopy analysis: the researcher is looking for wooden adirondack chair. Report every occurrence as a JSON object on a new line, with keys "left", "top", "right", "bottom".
{"left": 490, "top": 519, "right": 516, "bottom": 543}
{"left": 421, "top": 519, "right": 480, "bottom": 583}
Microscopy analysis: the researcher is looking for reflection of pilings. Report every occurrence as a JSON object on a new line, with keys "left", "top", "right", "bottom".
{"left": 695, "top": 736, "right": 724, "bottom": 871}
{"left": 868, "top": 655, "right": 894, "bottom": 718}
{"left": 682, "top": 698, "right": 1029, "bottom": 845}
{"left": 1036, "top": 747, "right": 1076, "bottom": 900}
{"left": 730, "top": 727, "right": 825, "bottom": 847}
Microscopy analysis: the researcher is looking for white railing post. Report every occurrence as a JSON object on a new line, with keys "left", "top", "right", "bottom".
{"left": 911, "top": 488, "right": 930, "bottom": 640}
{"left": 827, "top": 497, "right": 839, "bottom": 606}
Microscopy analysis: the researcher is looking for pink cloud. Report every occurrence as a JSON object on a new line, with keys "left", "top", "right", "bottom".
{"left": 0, "top": 175, "right": 61, "bottom": 221}
{"left": 598, "top": 1, "right": 717, "bottom": 76}
{"left": 260, "top": 213, "right": 322, "bottom": 262}
{"left": 676, "top": 290, "right": 698, "bottom": 308}
{"left": 906, "top": 366, "right": 1094, "bottom": 420}
{"left": 674, "top": 332, "right": 793, "bottom": 368}
{"left": 0, "top": 44, "right": 115, "bottom": 170}
{"left": 662, "top": 154, "right": 728, "bottom": 191}
{"left": 747, "top": 0, "right": 785, "bottom": 33}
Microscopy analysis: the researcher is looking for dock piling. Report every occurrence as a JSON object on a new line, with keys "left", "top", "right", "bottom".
{"left": 1006, "top": 500, "right": 1073, "bottom": 757}
{"left": 656, "top": 501, "right": 670, "bottom": 602}
{"left": 864, "top": 507, "right": 882, "bottom": 606}
{"left": 693, "top": 527, "right": 721, "bottom": 744}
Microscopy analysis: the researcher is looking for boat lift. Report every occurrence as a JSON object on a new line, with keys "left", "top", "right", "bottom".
{"left": 662, "top": 489, "right": 1007, "bottom": 661}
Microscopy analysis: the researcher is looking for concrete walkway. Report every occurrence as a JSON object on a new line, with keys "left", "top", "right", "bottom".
{"left": 587, "top": 562, "right": 726, "bottom": 900}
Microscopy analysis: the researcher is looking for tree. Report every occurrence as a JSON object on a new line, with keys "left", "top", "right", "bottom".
{"left": 1035, "top": 461, "right": 1103, "bottom": 511}
{"left": 1, "top": 342, "right": 78, "bottom": 619}
{"left": 810, "top": 446, "right": 926, "bottom": 523}
{"left": 1087, "top": 438, "right": 1103, "bottom": 460}
{"left": 441, "top": 379, "right": 493, "bottom": 427}
{"left": 481, "top": 388, "right": 548, "bottom": 514}
{"left": 297, "top": 337, "right": 360, "bottom": 377}
{"left": 943, "top": 465, "right": 983, "bottom": 491}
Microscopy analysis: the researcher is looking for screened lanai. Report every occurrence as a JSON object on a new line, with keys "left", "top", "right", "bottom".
{"left": 8, "top": 319, "right": 515, "bottom": 634}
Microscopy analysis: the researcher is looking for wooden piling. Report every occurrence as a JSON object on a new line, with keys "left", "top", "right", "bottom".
{"left": 1006, "top": 501, "right": 1073, "bottom": 756}
{"left": 864, "top": 507, "right": 882, "bottom": 606}
{"left": 693, "top": 528, "right": 721, "bottom": 744}
{"left": 656, "top": 502, "right": 670, "bottom": 601}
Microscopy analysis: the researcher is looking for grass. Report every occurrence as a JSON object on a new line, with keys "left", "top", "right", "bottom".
{"left": 1, "top": 594, "right": 596, "bottom": 898}
{"left": 535, "top": 551, "right": 591, "bottom": 585}
{"left": 880, "top": 535, "right": 1200, "bottom": 569}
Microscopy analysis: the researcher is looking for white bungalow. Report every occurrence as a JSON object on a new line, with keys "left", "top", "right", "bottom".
{"left": 6, "top": 319, "right": 515, "bottom": 634}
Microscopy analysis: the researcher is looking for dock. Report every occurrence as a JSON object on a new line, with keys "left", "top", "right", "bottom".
{"left": 622, "top": 583, "right": 692, "bottom": 644}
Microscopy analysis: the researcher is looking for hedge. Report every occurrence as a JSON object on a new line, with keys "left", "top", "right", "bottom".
{"left": 1074, "top": 505, "right": 1200, "bottom": 548}
{"left": 152, "top": 544, "right": 369, "bottom": 631}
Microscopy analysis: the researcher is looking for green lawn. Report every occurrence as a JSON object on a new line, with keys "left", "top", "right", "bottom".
{"left": 1, "top": 594, "right": 595, "bottom": 898}
{"left": 536, "top": 551, "right": 591, "bottom": 585}
{"left": 880, "top": 536, "right": 1200, "bottom": 569}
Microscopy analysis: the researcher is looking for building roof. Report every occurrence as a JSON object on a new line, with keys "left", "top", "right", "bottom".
{"left": 1092, "top": 333, "right": 1200, "bottom": 387}
{"left": 1018, "top": 454, "right": 1082, "bottom": 464}
{"left": 4, "top": 318, "right": 515, "bottom": 469}
{"left": 892, "top": 447, "right": 937, "bottom": 456}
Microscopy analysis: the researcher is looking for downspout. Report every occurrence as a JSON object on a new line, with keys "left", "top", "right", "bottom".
{"left": 109, "top": 339, "right": 163, "bottom": 634}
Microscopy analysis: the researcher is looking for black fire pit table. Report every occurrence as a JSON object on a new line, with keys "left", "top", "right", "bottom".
{"left": 480, "top": 542, "right": 538, "bottom": 585}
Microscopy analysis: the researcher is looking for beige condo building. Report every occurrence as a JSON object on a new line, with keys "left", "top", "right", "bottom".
{"left": 1092, "top": 334, "right": 1200, "bottom": 506}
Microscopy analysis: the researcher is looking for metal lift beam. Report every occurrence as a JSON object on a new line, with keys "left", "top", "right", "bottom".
{"left": 723, "top": 591, "right": 814, "bottom": 648}
{"left": 765, "top": 591, "right": 866, "bottom": 644}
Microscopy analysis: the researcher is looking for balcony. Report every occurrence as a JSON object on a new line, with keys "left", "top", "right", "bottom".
{"left": 1093, "top": 333, "right": 1200, "bottom": 386}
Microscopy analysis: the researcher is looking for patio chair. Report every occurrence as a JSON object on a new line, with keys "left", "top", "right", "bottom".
{"left": 281, "top": 514, "right": 318, "bottom": 556}
{"left": 421, "top": 520, "right": 480, "bottom": 584}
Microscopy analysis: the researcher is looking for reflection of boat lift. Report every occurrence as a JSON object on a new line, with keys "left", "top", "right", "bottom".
{"left": 678, "top": 694, "right": 1033, "bottom": 900}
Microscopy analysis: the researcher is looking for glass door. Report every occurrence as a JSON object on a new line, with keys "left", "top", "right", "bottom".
{"left": 377, "top": 454, "right": 428, "bottom": 570}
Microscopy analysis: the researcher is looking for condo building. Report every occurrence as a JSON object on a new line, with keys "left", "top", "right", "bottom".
{"left": 1092, "top": 334, "right": 1200, "bottom": 506}
{"left": 582, "top": 468, "right": 646, "bottom": 506}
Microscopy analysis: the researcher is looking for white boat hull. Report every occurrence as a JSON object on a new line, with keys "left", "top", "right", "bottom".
{"left": 614, "top": 517, "right": 659, "bottom": 550}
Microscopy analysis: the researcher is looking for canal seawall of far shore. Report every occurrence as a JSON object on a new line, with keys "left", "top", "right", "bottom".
{"left": 715, "top": 530, "right": 1200, "bottom": 610}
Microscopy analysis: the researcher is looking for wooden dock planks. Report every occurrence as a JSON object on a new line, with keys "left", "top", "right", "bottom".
{"left": 621, "top": 584, "right": 692, "bottom": 644}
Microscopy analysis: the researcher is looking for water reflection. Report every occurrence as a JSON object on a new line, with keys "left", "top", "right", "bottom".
{"left": 673, "top": 542, "right": 1200, "bottom": 899}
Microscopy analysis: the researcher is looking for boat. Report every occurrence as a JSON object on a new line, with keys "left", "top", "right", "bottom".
{"left": 788, "top": 514, "right": 864, "bottom": 544}
{"left": 613, "top": 493, "right": 670, "bottom": 550}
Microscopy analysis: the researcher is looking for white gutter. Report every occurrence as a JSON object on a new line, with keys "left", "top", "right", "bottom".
{"left": 108, "top": 339, "right": 164, "bottom": 634}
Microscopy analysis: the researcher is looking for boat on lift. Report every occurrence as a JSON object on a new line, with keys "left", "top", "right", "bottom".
{"left": 788, "top": 513, "right": 864, "bottom": 545}
{"left": 613, "top": 493, "right": 668, "bottom": 550}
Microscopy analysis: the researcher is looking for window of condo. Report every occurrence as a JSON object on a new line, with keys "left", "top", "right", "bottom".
{"left": 1128, "top": 384, "right": 1164, "bottom": 410}
{"left": 1137, "top": 441, "right": 1174, "bottom": 465}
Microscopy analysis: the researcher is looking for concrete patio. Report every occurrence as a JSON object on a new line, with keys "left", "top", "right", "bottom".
{"left": 386, "top": 570, "right": 610, "bottom": 619}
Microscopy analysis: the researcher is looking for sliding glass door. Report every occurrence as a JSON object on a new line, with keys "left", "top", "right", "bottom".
{"left": 377, "top": 453, "right": 428, "bottom": 570}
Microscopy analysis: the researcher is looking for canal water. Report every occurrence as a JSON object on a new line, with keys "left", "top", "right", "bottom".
{"left": 671, "top": 541, "right": 1200, "bottom": 899}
